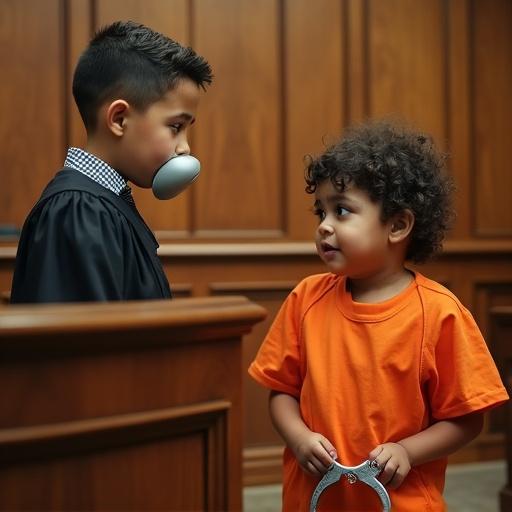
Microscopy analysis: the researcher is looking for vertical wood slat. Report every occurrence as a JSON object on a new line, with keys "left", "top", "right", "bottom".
{"left": 285, "top": 0, "right": 344, "bottom": 240}
{"left": 0, "top": 0, "right": 65, "bottom": 226}
{"left": 447, "top": 0, "right": 471, "bottom": 239}
{"left": 346, "top": 0, "right": 368, "bottom": 124}
{"left": 66, "top": 0, "right": 91, "bottom": 151}
{"left": 94, "top": 0, "right": 192, "bottom": 234}
{"left": 368, "top": 0, "right": 447, "bottom": 143}
{"left": 193, "top": 0, "right": 282, "bottom": 234}
{"left": 472, "top": 0, "right": 512, "bottom": 237}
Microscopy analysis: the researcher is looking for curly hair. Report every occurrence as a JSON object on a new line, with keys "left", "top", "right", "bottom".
{"left": 305, "top": 121, "right": 455, "bottom": 263}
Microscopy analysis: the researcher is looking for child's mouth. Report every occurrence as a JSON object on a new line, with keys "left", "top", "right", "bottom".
{"left": 321, "top": 242, "right": 340, "bottom": 259}
{"left": 321, "top": 242, "right": 339, "bottom": 254}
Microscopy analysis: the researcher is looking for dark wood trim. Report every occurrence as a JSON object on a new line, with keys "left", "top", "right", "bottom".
{"left": 0, "top": 400, "right": 230, "bottom": 465}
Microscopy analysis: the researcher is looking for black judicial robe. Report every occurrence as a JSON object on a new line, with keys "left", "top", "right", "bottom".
{"left": 10, "top": 168, "right": 172, "bottom": 303}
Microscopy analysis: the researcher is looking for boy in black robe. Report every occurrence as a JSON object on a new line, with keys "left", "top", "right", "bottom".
{"left": 10, "top": 21, "right": 212, "bottom": 303}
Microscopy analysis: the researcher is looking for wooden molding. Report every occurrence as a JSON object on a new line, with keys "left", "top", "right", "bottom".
{"left": 210, "top": 281, "right": 297, "bottom": 294}
{"left": 243, "top": 445, "right": 284, "bottom": 486}
{"left": 3, "top": 240, "right": 512, "bottom": 262}
{"left": 0, "top": 400, "right": 230, "bottom": 465}
{"left": 0, "top": 296, "right": 267, "bottom": 350}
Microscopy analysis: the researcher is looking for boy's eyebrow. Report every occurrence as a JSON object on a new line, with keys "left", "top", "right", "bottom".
{"left": 170, "top": 112, "right": 196, "bottom": 123}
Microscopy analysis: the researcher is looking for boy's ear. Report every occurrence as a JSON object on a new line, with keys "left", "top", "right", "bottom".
{"left": 106, "top": 99, "right": 130, "bottom": 137}
{"left": 389, "top": 209, "right": 415, "bottom": 244}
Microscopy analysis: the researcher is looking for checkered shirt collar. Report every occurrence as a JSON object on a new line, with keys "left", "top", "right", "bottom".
{"left": 63, "top": 147, "right": 127, "bottom": 195}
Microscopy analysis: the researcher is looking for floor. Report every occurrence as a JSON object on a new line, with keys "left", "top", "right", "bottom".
{"left": 243, "top": 460, "right": 507, "bottom": 511}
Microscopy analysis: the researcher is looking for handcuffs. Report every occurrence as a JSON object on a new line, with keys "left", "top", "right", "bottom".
{"left": 310, "top": 458, "right": 391, "bottom": 511}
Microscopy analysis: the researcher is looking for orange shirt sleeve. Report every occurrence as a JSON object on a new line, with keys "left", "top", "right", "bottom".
{"left": 422, "top": 295, "right": 509, "bottom": 420}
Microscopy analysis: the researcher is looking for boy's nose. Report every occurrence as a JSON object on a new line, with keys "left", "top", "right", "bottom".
{"left": 175, "top": 138, "right": 190, "bottom": 155}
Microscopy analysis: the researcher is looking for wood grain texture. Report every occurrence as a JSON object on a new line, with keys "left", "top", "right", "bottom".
{"left": 472, "top": 0, "right": 512, "bottom": 236}
{"left": 193, "top": 0, "right": 282, "bottom": 234}
{"left": 285, "top": 0, "right": 344, "bottom": 239}
{"left": 1, "top": 0, "right": 511, "bottom": 241}
{"left": 0, "top": 297, "right": 266, "bottom": 510}
{"left": 489, "top": 307, "right": 512, "bottom": 512}
{"left": 0, "top": 0, "right": 65, "bottom": 226}
{"left": 367, "top": 0, "right": 447, "bottom": 142}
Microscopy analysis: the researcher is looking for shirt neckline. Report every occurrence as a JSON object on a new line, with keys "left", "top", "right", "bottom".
{"left": 336, "top": 272, "right": 419, "bottom": 322}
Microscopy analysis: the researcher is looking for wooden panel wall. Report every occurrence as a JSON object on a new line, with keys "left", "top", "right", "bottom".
{"left": 2, "top": 0, "right": 511, "bottom": 243}
{"left": 0, "top": 0, "right": 65, "bottom": 223}
{"left": 1, "top": 0, "right": 511, "bottom": 486}
{"left": 490, "top": 307, "right": 512, "bottom": 511}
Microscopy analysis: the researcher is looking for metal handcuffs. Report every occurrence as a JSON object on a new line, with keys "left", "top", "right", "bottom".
{"left": 310, "top": 458, "right": 391, "bottom": 511}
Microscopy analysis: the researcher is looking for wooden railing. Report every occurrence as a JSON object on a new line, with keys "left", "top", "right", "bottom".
{"left": 0, "top": 297, "right": 266, "bottom": 511}
{"left": 490, "top": 306, "right": 512, "bottom": 512}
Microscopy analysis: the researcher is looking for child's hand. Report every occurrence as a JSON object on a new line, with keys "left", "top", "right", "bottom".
{"left": 369, "top": 443, "right": 411, "bottom": 489}
{"left": 292, "top": 431, "right": 337, "bottom": 476}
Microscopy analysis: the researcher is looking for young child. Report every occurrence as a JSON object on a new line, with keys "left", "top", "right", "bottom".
{"left": 10, "top": 21, "right": 212, "bottom": 303}
{"left": 249, "top": 121, "right": 509, "bottom": 511}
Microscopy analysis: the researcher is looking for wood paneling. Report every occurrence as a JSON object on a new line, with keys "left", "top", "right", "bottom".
{"left": 1, "top": 0, "right": 511, "bottom": 244}
{"left": 490, "top": 307, "right": 512, "bottom": 512}
{"left": 67, "top": 0, "right": 91, "bottom": 150}
{"left": 345, "top": 0, "right": 368, "bottom": 123}
{"left": 368, "top": 0, "right": 447, "bottom": 142}
{"left": 472, "top": 0, "right": 512, "bottom": 237}
{"left": 95, "top": 0, "right": 189, "bottom": 37}
{"left": 0, "top": 0, "right": 65, "bottom": 226}
{"left": 0, "top": 402, "right": 227, "bottom": 510}
{"left": 193, "top": 0, "right": 283, "bottom": 235}
{"left": 285, "top": 0, "right": 344, "bottom": 239}
{"left": 474, "top": 282, "right": 512, "bottom": 435}
{"left": 447, "top": 0, "right": 472, "bottom": 239}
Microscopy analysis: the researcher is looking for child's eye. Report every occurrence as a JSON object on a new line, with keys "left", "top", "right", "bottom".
{"left": 313, "top": 208, "right": 326, "bottom": 221}
{"left": 336, "top": 205, "right": 350, "bottom": 217}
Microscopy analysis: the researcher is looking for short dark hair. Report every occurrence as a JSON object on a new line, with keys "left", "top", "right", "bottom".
{"left": 305, "top": 121, "right": 455, "bottom": 263}
{"left": 72, "top": 20, "right": 213, "bottom": 131}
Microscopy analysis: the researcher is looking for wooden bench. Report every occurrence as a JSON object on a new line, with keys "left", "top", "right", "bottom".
{"left": 0, "top": 296, "right": 266, "bottom": 511}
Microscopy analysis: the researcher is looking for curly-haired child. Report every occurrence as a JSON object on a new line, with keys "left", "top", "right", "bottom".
{"left": 249, "top": 121, "right": 509, "bottom": 511}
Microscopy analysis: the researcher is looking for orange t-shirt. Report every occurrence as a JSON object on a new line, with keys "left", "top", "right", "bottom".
{"left": 248, "top": 272, "right": 509, "bottom": 512}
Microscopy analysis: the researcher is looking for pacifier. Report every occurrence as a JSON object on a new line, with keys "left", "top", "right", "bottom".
{"left": 152, "top": 154, "right": 201, "bottom": 200}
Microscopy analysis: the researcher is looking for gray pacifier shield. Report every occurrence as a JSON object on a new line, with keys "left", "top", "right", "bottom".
{"left": 152, "top": 155, "right": 201, "bottom": 200}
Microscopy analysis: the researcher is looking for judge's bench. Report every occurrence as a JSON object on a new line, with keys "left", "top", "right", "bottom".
{"left": 0, "top": 296, "right": 266, "bottom": 511}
